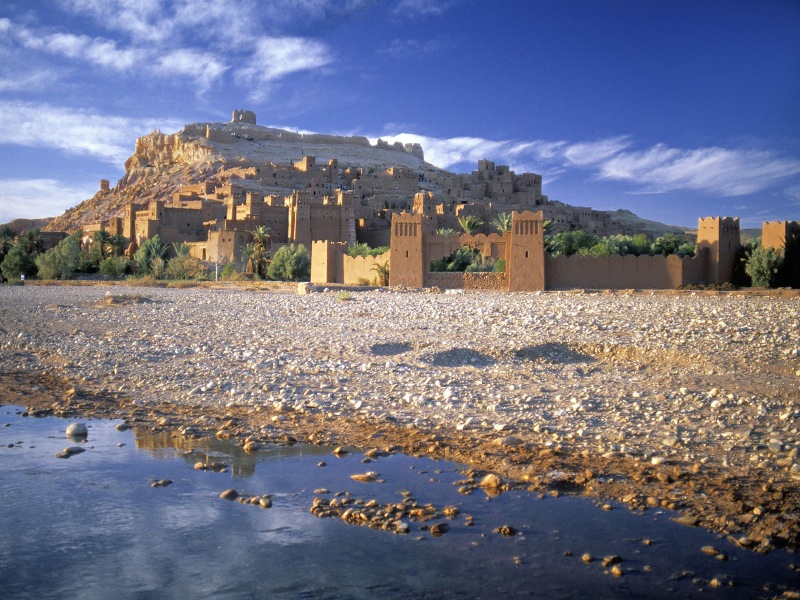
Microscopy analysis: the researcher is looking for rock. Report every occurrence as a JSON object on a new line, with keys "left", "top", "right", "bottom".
{"left": 332, "top": 446, "right": 347, "bottom": 456}
{"left": 350, "top": 472, "right": 379, "bottom": 483}
{"left": 66, "top": 423, "right": 88, "bottom": 438}
{"left": 480, "top": 473, "right": 502, "bottom": 489}
{"left": 494, "top": 435, "right": 523, "bottom": 447}
{"left": 258, "top": 496, "right": 272, "bottom": 508}
{"left": 493, "top": 525, "right": 517, "bottom": 536}
{"left": 430, "top": 522, "right": 450, "bottom": 536}
{"left": 220, "top": 489, "right": 239, "bottom": 501}
{"left": 581, "top": 553, "right": 593, "bottom": 563}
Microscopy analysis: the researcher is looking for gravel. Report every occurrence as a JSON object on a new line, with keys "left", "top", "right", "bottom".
{"left": 2, "top": 283, "right": 799, "bottom": 547}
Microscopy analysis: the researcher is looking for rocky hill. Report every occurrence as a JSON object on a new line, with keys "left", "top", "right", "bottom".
{"left": 44, "top": 120, "right": 440, "bottom": 233}
{"left": 41, "top": 115, "right": 683, "bottom": 237}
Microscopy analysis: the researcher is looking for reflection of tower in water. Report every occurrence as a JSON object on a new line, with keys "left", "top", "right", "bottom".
{"left": 133, "top": 428, "right": 258, "bottom": 477}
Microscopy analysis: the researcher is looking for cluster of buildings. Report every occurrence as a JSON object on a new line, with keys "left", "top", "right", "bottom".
{"left": 78, "top": 110, "right": 797, "bottom": 290}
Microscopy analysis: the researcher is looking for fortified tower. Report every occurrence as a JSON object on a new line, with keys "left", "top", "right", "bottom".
{"left": 389, "top": 212, "right": 434, "bottom": 288}
{"left": 696, "top": 217, "right": 740, "bottom": 284}
{"left": 231, "top": 109, "right": 256, "bottom": 124}
{"left": 507, "top": 210, "right": 545, "bottom": 291}
{"left": 762, "top": 221, "right": 800, "bottom": 253}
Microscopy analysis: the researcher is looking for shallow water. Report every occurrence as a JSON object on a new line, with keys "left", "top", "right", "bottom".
{"left": 1, "top": 406, "right": 798, "bottom": 599}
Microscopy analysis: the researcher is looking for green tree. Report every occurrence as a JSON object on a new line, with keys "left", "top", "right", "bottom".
{"left": 35, "top": 232, "right": 83, "bottom": 279}
{"left": 91, "top": 230, "right": 114, "bottom": 261}
{"left": 436, "top": 228, "right": 458, "bottom": 236}
{"left": 267, "top": 243, "right": 310, "bottom": 281}
{"left": 16, "top": 229, "right": 44, "bottom": 255}
{"left": 0, "top": 225, "right": 14, "bottom": 264}
{"left": 745, "top": 245, "right": 783, "bottom": 288}
{"left": 98, "top": 255, "right": 129, "bottom": 279}
{"left": 457, "top": 214, "right": 484, "bottom": 235}
{"left": 166, "top": 254, "right": 206, "bottom": 280}
{"left": 246, "top": 226, "right": 272, "bottom": 279}
{"left": 347, "top": 243, "right": 388, "bottom": 257}
{"left": 171, "top": 241, "right": 191, "bottom": 257}
{"left": 133, "top": 235, "right": 167, "bottom": 275}
{"left": 653, "top": 232, "right": 688, "bottom": 256}
{"left": 371, "top": 261, "right": 390, "bottom": 286}
{"left": 490, "top": 212, "right": 512, "bottom": 234}
{"left": 1, "top": 243, "right": 37, "bottom": 280}
{"left": 546, "top": 230, "right": 598, "bottom": 256}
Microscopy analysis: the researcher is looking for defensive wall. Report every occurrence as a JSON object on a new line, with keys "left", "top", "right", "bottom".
{"left": 361, "top": 212, "right": 744, "bottom": 291}
{"left": 310, "top": 241, "right": 389, "bottom": 285}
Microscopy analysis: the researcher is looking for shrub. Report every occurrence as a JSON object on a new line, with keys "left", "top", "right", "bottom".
{"left": 436, "top": 228, "right": 458, "bottom": 236}
{"left": 220, "top": 262, "right": 239, "bottom": 280}
{"left": 336, "top": 291, "right": 353, "bottom": 301}
{"left": 745, "top": 245, "right": 783, "bottom": 288}
{"left": 371, "top": 261, "right": 390, "bottom": 286}
{"left": 165, "top": 254, "right": 207, "bottom": 280}
{"left": 493, "top": 258, "right": 506, "bottom": 273}
{"left": 347, "top": 243, "right": 388, "bottom": 257}
{"left": 133, "top": 235, "right": 167, "bottom": 275}
{"left": 98, "top": 255, "right": 129, "bottom": 279}
{"left": 1, "top": 243, "right": 37, "bottom": 280}
{"left": 267, "top": 244, "right": 310, "bottom": 281}
{"left": 35, "top": 232, "right": 83, "bottom": 279}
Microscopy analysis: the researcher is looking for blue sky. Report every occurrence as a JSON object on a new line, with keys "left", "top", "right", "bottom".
{"left": 0, "top": 0, "right": 799, "bottom": 229}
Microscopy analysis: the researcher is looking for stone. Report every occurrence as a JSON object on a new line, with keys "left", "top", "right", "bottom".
{"left": 220, "top": 489, "right": 239, "bottom": 501}
{"left": 66, "top": 423, "right": 88, "bottom": 438}
{"left": 430, "top": 522, "right": 450, "bottom": 536}
{"left": 479, "top": 473, "right": 502, "bottom": 489}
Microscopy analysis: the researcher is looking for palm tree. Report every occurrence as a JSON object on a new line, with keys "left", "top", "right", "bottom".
{"left": 17, "top": 229, "right": 44, "bottom": 255}
{"left": 457, "top": 215, "right": 484, "bottom": 235}
{"left": 92, "top": 230, "right": 113, "bottom": 259}
{"left": 172, "top": 241, "right": 191, "bottom": 257}
{"left": 246, "top": 225, "right": 272, "bottom": 279}
{"left": 490, "top": 212, "right": 512, "bottom": 233}
{"left": 436, "top": 227, "right": 458, "bottom": 236}
{"left": 371, "top": 261, "right": 390, "bottom": 286}
{"left": 0, "top": 225, "right": 13, "bottom": 262}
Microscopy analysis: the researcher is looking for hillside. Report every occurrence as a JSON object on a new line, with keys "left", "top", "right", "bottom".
{"left": 40, "top": 114, "right": 682, "bottom": 237}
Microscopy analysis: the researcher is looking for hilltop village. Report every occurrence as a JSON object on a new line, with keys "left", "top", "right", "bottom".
{"left": 40, "top": 110, "right": 798, "bottom": 290}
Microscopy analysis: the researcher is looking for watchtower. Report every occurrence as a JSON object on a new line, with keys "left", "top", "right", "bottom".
{"left": 696, "top": 217, "right": 740, "bottom": 284}
{"left": 389, "top": 213, "right": 434, "bottom": 288}
{"left": 507, "top": 210, "right": 545, "bottom": 291}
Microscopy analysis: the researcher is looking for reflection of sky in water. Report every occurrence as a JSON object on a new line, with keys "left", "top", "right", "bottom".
{"left": 1, "top": 406, "right": 799, "bottom": 599}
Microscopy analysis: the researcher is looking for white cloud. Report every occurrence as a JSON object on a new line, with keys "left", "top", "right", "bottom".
{"left": 58, "top": 0, "right": 170, "bottom": 43}
{"left": 598, "top": 145, "right": 800, "bottom": 196}
{"left": 155, "top": 48, "right": 227, "bottom": 83}
{"left": 378, "top": 38, "right": 444, "bottom": 59}
{"left": 17, "top": 29, "right": 145, "bottom": 70}
{"left": 237, "top": 36, "right": 333, "bottom": 84}
{"left": 0, "top": 100, "right": 183, "bottom": 165}
{"left": 394, "top": 0, "right": 460, "bottom": 17}
{"left": 378, "top": 129, "right": 800, "bottom": 199}
{"left": 0, "top": 178, "right": 99, "bottom": 222}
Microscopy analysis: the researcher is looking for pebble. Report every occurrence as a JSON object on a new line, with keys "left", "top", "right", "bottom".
{"left": 3, "top": 286, "right": 799, "bottom": 549}
{"left": 65, "top": 423, "right": 88, "bottom": 438}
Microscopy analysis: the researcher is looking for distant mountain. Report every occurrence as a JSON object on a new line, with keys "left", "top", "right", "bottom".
{"left": 2, "top": 217, "right": 54, "bottom": 234}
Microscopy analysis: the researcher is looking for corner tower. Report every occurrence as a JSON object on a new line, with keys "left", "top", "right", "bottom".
{"left": 696, "top": 217, "right": 740, "bottom": 284}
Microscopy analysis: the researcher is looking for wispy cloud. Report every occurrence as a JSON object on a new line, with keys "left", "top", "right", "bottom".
{"left": 378, "top": 38, "right": 445, "bottom": 59}
{"left": 394, "top": 0, "right": 461, "bottom": 17}
{"left": 378, "top": 130, "right": 800, "bottom": 199}
{"left": 0, "top": 178, "right": 99, "bottom": 221}
{"left": 235, "top": 36, "right": 333, "bottom": 99}
{"left": 0, "top": 100, "right": 183, "bottom": 165}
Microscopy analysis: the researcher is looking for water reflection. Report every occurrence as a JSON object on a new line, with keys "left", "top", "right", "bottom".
{"left": 132, "top": 428, "right": 331, "bottom": 477}
{"left": 2, "top": 406, "right": 799, "bottom": 600}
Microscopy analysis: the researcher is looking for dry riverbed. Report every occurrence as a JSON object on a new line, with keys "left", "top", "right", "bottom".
{"left": 1, "top": 283, "right": 799, "bottom": 552}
